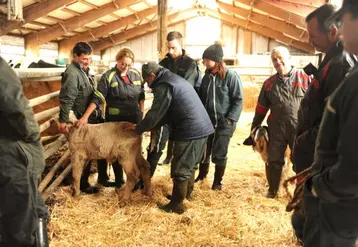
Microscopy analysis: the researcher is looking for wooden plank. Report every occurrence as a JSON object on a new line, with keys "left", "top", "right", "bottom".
{"left": 234, "top": 0, "right": 306, "bottom": 29}
{"left": 59, "top": 7, "right": 157, "bottom": 49}
{"left": 207, "top": 9, "right": 314, "bottom": 53}
{"left": 244, "top": 30, "right": 252, "bottom": 54}
{"left": 25, "top": 0, "right": 141, "bottom": 48}
{"left": 34, "top": 106, "right": 60, "bottom": 122}
{"left": 29, "top": 91, "right": 60, "bottom": 107}
{"left": 218, "top": 2, "right": 309, "bottom": 42}
{"left": 0, "top": 0, "right": 75, "bottom": 36}
{"left": 91, "top": 11, "right": 194, "bottom": 52}
{"left": 157, "top": 0, "right": 168, "bottom": 60}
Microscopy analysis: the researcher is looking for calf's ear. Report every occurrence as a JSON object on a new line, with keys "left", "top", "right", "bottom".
{"left": 243, "top": 136, "right": 254, "bottom": 146}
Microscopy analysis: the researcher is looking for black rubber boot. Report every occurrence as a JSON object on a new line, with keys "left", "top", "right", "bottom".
{"left": 186, "top": 172, "right": 195, "bottom": 200}
{"left": 266, "top": 164, "right": 282, "bottom": 198}
{"left": 159, "top": 140, "right": 174, "bottom": 166}
{"left": 212, "top": 160, "right": 227, "bottom": 191}
{"left": 166, "top": 172, "right": 196, "bottom": 200}
{"left": 35, "top": 218, "right": 49, "bottom": 247}
{"left": 80, "top": 164, "right": 99, "bottom": 194}
{"left": 195, "top": 163, "right": 210, "bottom": 182}
{"left": 97, "top": 159, "right": 116, "bottom": 187}
{"left": 112, "top": 162, "right": 125, "bottom": 188}
{"left": 159, "top": 179, "right": 188, "bottom": 214}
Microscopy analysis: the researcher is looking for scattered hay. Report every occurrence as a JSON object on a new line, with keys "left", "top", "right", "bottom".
{"left": 242, "top": 82, "right": 261, "bottom": 111}
{"left": 48, "top": 112, "right": 301, "bottom": 247}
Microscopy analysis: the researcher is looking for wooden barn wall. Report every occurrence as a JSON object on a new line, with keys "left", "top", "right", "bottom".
{"left": 102, "top": 16, "right": 308, "bottom": 63}
{"left": 102, "top": 22, "right": 185, "bottom": 64}
{"left": 0, "top": 35, "right": 58, "bottom": 64}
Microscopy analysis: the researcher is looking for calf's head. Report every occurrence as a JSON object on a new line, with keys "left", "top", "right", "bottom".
{"left": 243, "top": 125, "right": 269, "bottom": 153}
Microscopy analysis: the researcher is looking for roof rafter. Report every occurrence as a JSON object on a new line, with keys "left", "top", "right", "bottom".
{"left": 206, "top": 8, "right": 314, "bottom": 53}
{"left": 25, "top": 0, "right": 142, "bottom": 49}
{"left": 0, "top": 0, "right": 75, "bottom": 36}
{"left": 91, "top": 9, "right": 197, "bottom": 52}
{"left": 59, "top": 6, "right": 157, "bottom": 49}
{"left": 233, "top": 0, "right": 306, "bottom": 29}
{"left": 218, "top": 1, "right": 308, "bottom": 42}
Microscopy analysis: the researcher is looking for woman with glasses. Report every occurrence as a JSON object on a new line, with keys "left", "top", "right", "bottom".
{"left": 78, "top": 48, "right": 144, "bottom": 190}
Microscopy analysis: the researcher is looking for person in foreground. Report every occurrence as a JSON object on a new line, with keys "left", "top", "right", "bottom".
{"left": 303, "top": 1, "right": 358, "bottom": 246}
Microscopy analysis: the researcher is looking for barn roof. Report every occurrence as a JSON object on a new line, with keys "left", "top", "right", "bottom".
{"left": 0, "top": 0, "right": 326, "bottom": 54}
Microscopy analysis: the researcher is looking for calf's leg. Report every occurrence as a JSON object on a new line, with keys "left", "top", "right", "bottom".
{"left": 118, "top": 159, "right": 138, "bottom": 201}
{"left": 136, "top": 152, "right": 153, "bottom": 197}
{"left": 72, "top": 154, "right": 86, "bottom": 196}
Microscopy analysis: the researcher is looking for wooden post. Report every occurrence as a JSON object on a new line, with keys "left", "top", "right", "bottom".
{"left": 244, "top": 30, "right": 252, "bottom": 54}
{"left": 39, "top": 118, "right": 56, "bottom": 133}
{"left": 38, "top": 150, "right": 70, "bottom": 192}
{"left": 29, "top": 91, "right": 60, "bottom": 107}
{"left": 43, "top": 135, "right": 67, "bottom": 159}
{"left": 42, "top": 163, "right": 72, "bottom": 201}
{"left": 157, "top": 0, "right": 168, "bottom": 60}
{"left": 34, "top": 106, "right": 60, "bottom": 122}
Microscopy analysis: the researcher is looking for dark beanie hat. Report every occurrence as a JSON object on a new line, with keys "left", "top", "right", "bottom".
{"left": 202, "top": 40, "right": 224, "bottom": 63}
{"left": 141, "top": 62, "right": 162, "bottom": 80}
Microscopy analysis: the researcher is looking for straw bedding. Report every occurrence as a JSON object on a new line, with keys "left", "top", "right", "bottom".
{"left": 46, "top": 111, "right": 301, "bottom": 247}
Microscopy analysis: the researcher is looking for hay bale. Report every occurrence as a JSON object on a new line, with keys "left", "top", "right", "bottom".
{"left": 243, "top": 82, "right": 261, "bottom": 111}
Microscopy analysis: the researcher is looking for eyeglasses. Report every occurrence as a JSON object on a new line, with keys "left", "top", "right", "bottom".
{"left": 119, "top": 61, "right": 132, "bottom": 68}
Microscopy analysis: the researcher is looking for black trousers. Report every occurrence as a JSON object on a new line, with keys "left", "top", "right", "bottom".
{"left": 303, "top": 179, "right": 358, "bottom": 247}
{"left": 0, "top": 140, "right": 48, "bottom": 247}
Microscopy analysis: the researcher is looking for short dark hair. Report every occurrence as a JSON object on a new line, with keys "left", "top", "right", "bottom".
{"left": 72, "top": 42, "right": 92, "bottom": 57}
{"left": 347, "top": 6, "right": 358, "bottom": 19}
{"left": 166, "top": 31, "right": 183, "bottom": 45}
{"left": 306, "top": 4, "right": 337, "bottom": 33}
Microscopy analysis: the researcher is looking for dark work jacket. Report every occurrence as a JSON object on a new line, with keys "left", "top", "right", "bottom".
{"left": 137, "top": 69, "right": 214, "bottom": 141}
{"left": 0, "top": 56, "right": 40, "bottom": 142}
{"left": 200, "top": 68, "right": 244, "bottom": 136}
{"left": 159, "top": 49, "right": 198, "bottom": 87}
{"left": 293, "top": 41, "right": 357, "bottom": 173}
{"left": 311, "top": 63, "right": 358, "bottom": 205}
{"left": 252, "top": 67, "right": 310, "bottom": 132}
{"left": 92, "top": 67, "right": 144, "bottom": 123}
{"left": 59, "top": 61, "right": 100, "bottom": 123}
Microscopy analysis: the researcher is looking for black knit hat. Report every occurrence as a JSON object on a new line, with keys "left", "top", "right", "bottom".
{"left": 202, "top": 40, "right": 224, "bottom": 63}
{"left": 141, "top": 62, "right": 162, "bottom": 81}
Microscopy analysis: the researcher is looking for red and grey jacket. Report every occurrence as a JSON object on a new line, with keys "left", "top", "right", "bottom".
{"left": 252, "top": 67, "right": 311, "bottom": 129}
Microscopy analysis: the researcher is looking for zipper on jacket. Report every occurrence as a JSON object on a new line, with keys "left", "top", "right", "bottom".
{"left": 206, "top": 75, "right": 218, "bottom": 129}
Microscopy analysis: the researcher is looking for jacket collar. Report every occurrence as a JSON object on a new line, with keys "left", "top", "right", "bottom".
{"left": 150, "top": 68, "right": 168, "bottom": 88}
{"left": 165, "top": 49, "right": 186, "bottom": 61}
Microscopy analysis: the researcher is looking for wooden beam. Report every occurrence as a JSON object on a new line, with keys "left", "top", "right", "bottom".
{"left": 61, "top": 7, "right": 81, "bottom": 16}
{"left": 91, "top": 10, "right": 194, "bottom": 53}
{"left": 234, "top": 0, "right": 306, "bottom": 29}
{"left": 157, "top": 0, "right": 168, "bottom": 60}
{"left": 29, "top": 21, "right": 52, "bottom": 28}
{"left": 243, "top": 30, "right": 252, "bottom": 54}
{"left": 59, "top": 7, "right": 156, "bottom": 49}
{"left": 78, "top": 0, "right": 98, "bottom": 9}
{"left": 207, "top": 9, "right": 314, "bottom": 53}
{"left": 0, "top": 0, "right": 75, "bottom": 36}
{"left": 25, "top": 0, "right": 141, "bottom": 48}
{"left": 97, "top": 20, "right": 108, "bottom": 25}
{"left": 110, "top": 13, "right": 121, "bottom": 19}
{"left": 45, "top": 15, "right": 65, "bottom": 23}
{"left": 218, "top": 2, "right": 308, "bottom": 42}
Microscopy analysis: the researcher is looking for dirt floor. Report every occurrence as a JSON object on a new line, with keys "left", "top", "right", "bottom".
{"left": 47, "top": 111, "right": 300, "bottom": 247}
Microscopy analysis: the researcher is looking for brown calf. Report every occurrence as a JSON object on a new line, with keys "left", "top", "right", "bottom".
{"left": 67, "top": 122, "right": 153, "bottom": 201}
